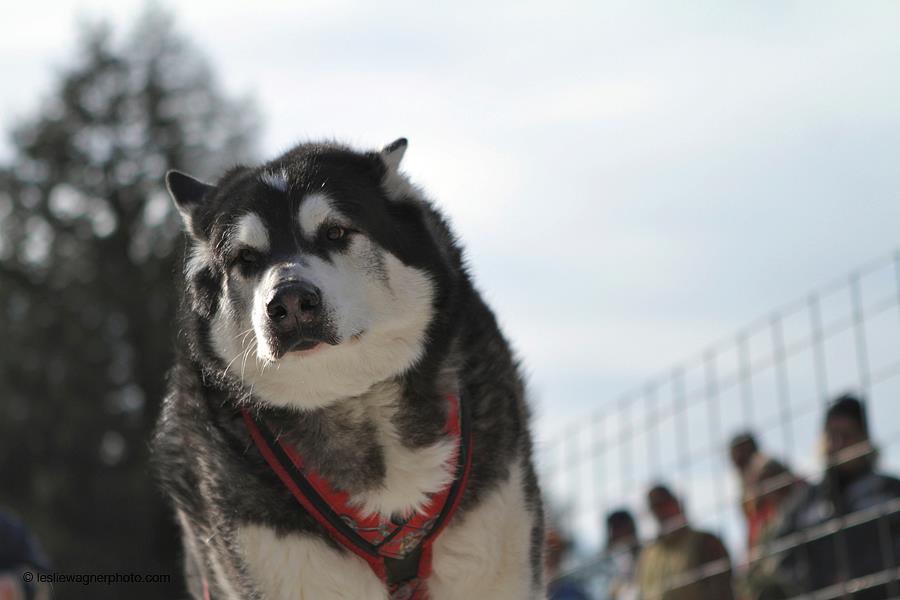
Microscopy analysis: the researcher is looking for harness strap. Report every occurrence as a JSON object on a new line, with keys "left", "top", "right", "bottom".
{"left": 240, "top": 394, "right": 472, "bottom": 600}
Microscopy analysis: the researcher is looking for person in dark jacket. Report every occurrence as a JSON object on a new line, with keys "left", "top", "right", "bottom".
{"left": 603, "top": 509, "right": 641, "bottom": 600}
{"left": 0, "top": 509, "right": 50, "bottom": 600}
{"left": 546, "top": 526, "right": 593, "bottom": 600}
{"left": 776, "top": 394, "right": 900, "bottom": 599}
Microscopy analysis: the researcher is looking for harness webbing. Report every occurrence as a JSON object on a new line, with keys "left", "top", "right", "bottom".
{"left": 239, "top": 394, "right": 472, "bottom": 600}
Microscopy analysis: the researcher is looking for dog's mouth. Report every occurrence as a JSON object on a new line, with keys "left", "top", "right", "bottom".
{"left": 282, "top": 336, "right": 330, "bottom": 358}
{"left": 289, "top": 338, "right": 322, "bottom": 353}
{"left": 281, "top": 331, "right": 365, "bottom": 358}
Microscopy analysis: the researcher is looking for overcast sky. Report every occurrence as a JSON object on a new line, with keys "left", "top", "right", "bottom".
{"left": 3, "top": 1, "right": 900, "bottom": 453}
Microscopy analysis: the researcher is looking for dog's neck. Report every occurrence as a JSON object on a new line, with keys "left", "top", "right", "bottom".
{"left": 260, "top": 374, "right": 459, "bottom": 518}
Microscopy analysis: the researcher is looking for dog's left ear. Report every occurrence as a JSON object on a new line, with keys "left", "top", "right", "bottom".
{"left": 379, "top": 137, "right": 408, "bottom": 173}
{"left": 166, "top": 170, "right": 215, "bottom": 239}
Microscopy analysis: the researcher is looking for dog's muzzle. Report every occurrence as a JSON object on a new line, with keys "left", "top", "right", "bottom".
{"left": 266, "top": 280, "right": 321, "bottom": 326}
{"left": 265, "top": 280, "right": 334, "bottom": 354}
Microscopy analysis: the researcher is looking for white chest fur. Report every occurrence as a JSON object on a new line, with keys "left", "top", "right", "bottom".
{"left": 237, "top": 526, "right": 388, "bottom": 600}
{"left": 428, "top": 461, "right": 542, "bottom": 599}
{"left": 348, "top": 383, "right": 456, "bottom": 517}
{"left": 235, "top": 461, "right": 542, "bottom": 600}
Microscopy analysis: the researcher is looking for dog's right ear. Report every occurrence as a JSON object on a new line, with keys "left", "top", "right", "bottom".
{"left": 379, "top": 137, "right": 408, "bottom": 173}
{"left": 166, "top": 170, "right": 215, "bottom": 238}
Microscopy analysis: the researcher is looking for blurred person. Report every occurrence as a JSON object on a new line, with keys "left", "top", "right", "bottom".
{"left": 603, "top": 510, "right": 640, "bottom": 600}
{"left": 739, "top": 457, "right": 807, "bottom": 600}
{"left": 546, "top": 526, "right": 592, "bottom": 600}
{"left": 0, "top": 509, "right": 50, "bottom": 600}
{"left": 775, "top": 394, "right": 900, "bottom": 599}
{"left": 636, "top": 485, "right": 735, "bottom": 600}
{"left": 729, "top": 431, "right": 768, "bottom": 550}
{"left": 730, "top": 432, "right": 759, "bottom": 482}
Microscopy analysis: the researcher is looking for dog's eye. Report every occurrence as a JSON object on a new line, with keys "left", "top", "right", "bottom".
{"left": 237, "top": 248, "right": 260, "bottom": 264}
{"left": 325, "top": 226, "right": 346, "bottom": 241}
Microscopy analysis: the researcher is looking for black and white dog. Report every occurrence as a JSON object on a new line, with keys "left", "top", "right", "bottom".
{"left": 153, "top": 139, "right": 544, "bottom": 599}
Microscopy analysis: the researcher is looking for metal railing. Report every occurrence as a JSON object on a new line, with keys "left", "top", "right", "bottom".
{"left": 541, "top": 250, "right": 900, "bottom": 599}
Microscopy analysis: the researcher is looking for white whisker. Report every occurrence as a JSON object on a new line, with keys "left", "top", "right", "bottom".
{"left": 223, "top": 349, "right": 246, "bottom": 378}
{"left": 240, "top": 342, "right": 255, "bottom": 385}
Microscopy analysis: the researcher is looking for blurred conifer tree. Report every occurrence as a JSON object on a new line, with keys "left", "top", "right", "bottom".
{"left": 0, "top": 7, "right": 256, "bottom": 598}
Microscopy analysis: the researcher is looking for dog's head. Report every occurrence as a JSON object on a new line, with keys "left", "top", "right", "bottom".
{"left": 167, "top": 139, "right": 451, "bottom": 409}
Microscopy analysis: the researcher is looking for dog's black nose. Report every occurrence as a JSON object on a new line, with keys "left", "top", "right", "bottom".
{"left": 266, "top": 281, "right": 321, "bottom": 327}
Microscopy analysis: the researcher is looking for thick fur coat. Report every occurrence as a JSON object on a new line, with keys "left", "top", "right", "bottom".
{"left": 152, "top": 139, "right": 544, "bottom": 599}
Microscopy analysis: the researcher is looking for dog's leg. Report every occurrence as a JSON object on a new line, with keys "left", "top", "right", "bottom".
{"left": 429, "top": 461, "right": 545, "bottom": 599}
{"left": 237, "top": 525, "right": 389, "bottom": 600}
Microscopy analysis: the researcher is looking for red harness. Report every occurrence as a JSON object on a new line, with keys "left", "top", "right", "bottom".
{"left": 238, "top": 394, "right": 472, "bottom": 600}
